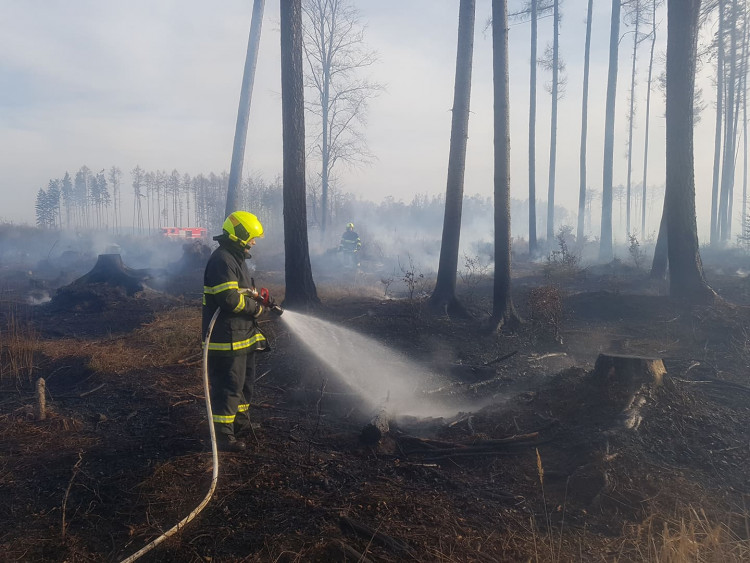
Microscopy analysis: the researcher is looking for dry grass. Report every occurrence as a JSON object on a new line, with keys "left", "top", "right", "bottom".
{"left": 0, "top": 310, "right": 40, "bottom": 383}
{"left": 528, "top": 285, "right": 563, "bottom": 341}
{"left": 41, "top": 307, "right": 201, "bottom": 375}
{"left": 615, "top": 506, "right": 750, "bottom": 563}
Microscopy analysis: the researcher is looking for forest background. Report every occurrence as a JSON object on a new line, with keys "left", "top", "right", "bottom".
{"left": 3, "top": 0, "right": 748, "bottom": 257}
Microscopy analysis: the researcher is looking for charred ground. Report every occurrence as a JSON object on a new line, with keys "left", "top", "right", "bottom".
{"left": 1, "top": 243, "right": 750, "bottom": 562}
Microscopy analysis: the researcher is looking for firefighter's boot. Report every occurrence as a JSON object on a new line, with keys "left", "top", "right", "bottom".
{"left": 216, "top": 434, "right": 246, "bottom": 452}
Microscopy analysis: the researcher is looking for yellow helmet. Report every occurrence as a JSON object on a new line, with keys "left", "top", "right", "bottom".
{"left": 222, "top": 211, "right": 264, "bottom": 247}
{"left": 347, "top": 222, "right": 355, "bottom": 230}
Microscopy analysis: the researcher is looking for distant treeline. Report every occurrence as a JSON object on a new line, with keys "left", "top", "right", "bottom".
{"left": 35, "top": 165, "right": 660, "bottom": 243}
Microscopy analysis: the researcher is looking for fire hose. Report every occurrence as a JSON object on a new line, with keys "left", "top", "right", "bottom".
{"left": 119, "top": 306, "right": 221, "bottom": 563}
{"left": 120, "top": 288, "right": 281, "bottom": 563}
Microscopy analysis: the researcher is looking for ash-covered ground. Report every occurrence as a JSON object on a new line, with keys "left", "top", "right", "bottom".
{"left": 1, "top": 227, "right": 750, "bottom": 561}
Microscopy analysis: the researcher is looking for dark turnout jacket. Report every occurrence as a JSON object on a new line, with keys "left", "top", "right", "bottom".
{"left": 202, "top": 239, "right": 268, "bottom": 356}
{"left": 339, "top": 230, "right": 361, "bottom": 252}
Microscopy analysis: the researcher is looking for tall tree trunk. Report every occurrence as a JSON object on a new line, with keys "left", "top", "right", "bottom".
{"left": 318, "top": 2, "right": 331, "bottom": 237}
{"left": 600, "top": 0, "right": 621, "bottom": 261}
{"left": 727, "top": 8, "right": 746, "bottom": 240}
{"left": 577, "top": 0, "right": 594, "bottom": 245}
{"left": 226, "top": 0, "right": 265, "bottom": 217}
{"left": 430, "top": 0, "right": 475, "bottom": 317}
{"left": 641, "top": 0, "right": 657, "bottom": 238}
{"left": 711, "top": 0, "right": 725, "bottom": 245}
{"left": 491, "top": 0, "right": 520, "bottom": 329}
{"left": 743, "top": 14, "right": 749, "bottom": 235}
{"left": 719, "top": 0, "right": 737, "bottom": 242}
{"left": 626, "top": 6, "right": 641, "bottom": 238}
{"left": 650, "top": 200, "right": 668, "bottom": 279}
{"left": 529, "top": 0, "right": 538, "bottom": 255}
{"left": 546, "top": 0, "right": 560, "bottom": 243}
{"left": 665, "top": 0, "right": 714, "bottom": 301}
{"left": 321, "top": 58, "right": 330, "bottom": 236}
{"left": 280, "top": 0, "right": 319, "bottom": 309}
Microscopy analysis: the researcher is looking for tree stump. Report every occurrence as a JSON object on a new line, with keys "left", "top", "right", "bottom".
{"left": 36, "top": 377, "right": 46, "bottom": 421}
{"left": 361, "top": 407, "right": 390, "bottom": 445}
{"left": 592, "top": 353, "right": 666, "bottom": 429}
{"left": 70, "top": 254, "right": 147, "bottom": 295}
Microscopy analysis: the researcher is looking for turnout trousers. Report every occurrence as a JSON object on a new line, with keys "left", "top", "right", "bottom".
{"left": 208, "top": 353, "right": 256, "bottom": 438}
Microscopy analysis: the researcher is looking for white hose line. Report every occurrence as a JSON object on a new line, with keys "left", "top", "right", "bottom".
{"left": 120, "top": 308, "right": 221, "bottom": 563}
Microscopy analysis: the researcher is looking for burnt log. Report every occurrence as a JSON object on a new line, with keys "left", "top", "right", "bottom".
{"left": 69, "top": 254, "right": 149, "bottom": 295}
{"left": 360, "top": 407, "right": 389, "bottom": 445}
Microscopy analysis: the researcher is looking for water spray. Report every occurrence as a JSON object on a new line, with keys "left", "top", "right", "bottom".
{"left": 279, "top": 310, "right": 481, "bottom": 418}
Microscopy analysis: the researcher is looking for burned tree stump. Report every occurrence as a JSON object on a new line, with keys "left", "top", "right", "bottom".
{"left": 360, "top": 407, "right": 390, "bottom": 445}
{"left": 69, "top": 254, "right": 148, "bottom": 295}
{"left": 592, "top": 353, "right": 665, "bottom": 390}
{"left": 592, "top": 353, "right": 666, "bottom": 429}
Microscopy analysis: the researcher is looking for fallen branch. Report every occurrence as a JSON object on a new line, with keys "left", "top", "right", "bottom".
{"left": 61, "top": 451, "right": 84, "bottom": 540}
{"left": 674, "top": 377, "right": 750, "bottom": 394}
{"left": 396, "top": 435, "right": 466, "bottom": 450}
{"left": 416, "top": 450, "right": 528, "bottom": 461}
{"left": 397, "top": 432, "right": 540, "bottom": 453}
{"left": 336, "top": 540, "right": 374, "bottom": 563}
{"left": 177, "top": 352, "right": 202, "bottom": 364}
{"left": 483, "top": 350, "right": 518, "bottom": 366}
{"left": 403, "top": 435, "right": 548, "bottom": 458}
{"left": 339, "top": 516, "right": 412, "bottom": 556}
{"left": 255, "top": 369, "right": 271, "bottom": 383}
{"left": 79, "top": 383, "right": 106, "bottom": 398}
{"left": 471, "top": 431, "right": 540, "bottom": 445}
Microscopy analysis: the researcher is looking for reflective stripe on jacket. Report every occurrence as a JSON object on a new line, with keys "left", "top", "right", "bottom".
{"left": 339, "top": 230, "right": 361, "bottom": 252}
{"left": 202, "top": 242, "right": 269, "bottom": 356}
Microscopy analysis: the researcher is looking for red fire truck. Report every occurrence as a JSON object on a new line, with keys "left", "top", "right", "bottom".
{"left": 161, "top": 227, "right": 207, "bottom": 239}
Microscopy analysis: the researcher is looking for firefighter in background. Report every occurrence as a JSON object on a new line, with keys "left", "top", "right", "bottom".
{"left": 338, "top": 222, "right": 362, "bottom": 268}
{"left": 202, "top": 211, "right": 269, "bottom": 452}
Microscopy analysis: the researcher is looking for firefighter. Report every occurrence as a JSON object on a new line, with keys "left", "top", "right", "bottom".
{"left": 202, "top": 211, "right": 269, "bottom": 452}
{"left": 338, "top": 222, "right": 362, "bottom": 268}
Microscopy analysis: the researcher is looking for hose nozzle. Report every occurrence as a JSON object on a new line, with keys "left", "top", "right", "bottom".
{"left": 269, "top": 304, "right": 284, "bottom": 316}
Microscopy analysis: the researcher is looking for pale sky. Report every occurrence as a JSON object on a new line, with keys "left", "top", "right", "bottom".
{"left": 0, "top": 1, "right": 737, "bottom": 241}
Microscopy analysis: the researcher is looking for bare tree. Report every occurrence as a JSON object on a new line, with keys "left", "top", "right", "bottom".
{"left": 743, "top": 8, "right": 749, "bottom": 234}
{"left": 641, "top": 0, "right": 661, "bottom": 238}
{"left": 710, "top": 0, "right": 725, "bottom": 245}
{"left": 664, "top": 0, "right": 715, "bottom": 301}
{"left": 718, "top": 0, "right": 739, "bottom": 242}
{"left": 491, "top": 0, "right": 521, "bottom": 329}
{"left": 600, "top": 0, "right": 622, "bottom": 261}
{"left": 624, "top": 0, "right": 650, "bottom": 238}
{"left": 301, "top": 0, "right": 380, "bottom": 236}
{"left": 131, "top": 165, "right": 145, "bottom": 235}
{"left": 226, "top": 0, "right": 265, "bottom": 218}
{"left": 529, "top": 0, "right": 540, "bottom": 255}
{"left": 543, "top": 0, "right": 566, "bottom": 243}
{"left": 511, "top": 0, "right": 553, "bottom": 256}
{"left": 108, "top": 166, "right": 122, "bottom": 234}
{"left": 281, "top": 0, "right": 320, "bottom": 309}
{"left": 429, "top": 0, "right": 475, "bottom": 317}
{"left": 182, "top": 173, "right": 192, "bottom": 227}
{"left": 577, "top": 0, "right": 594, "bottom": 245}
